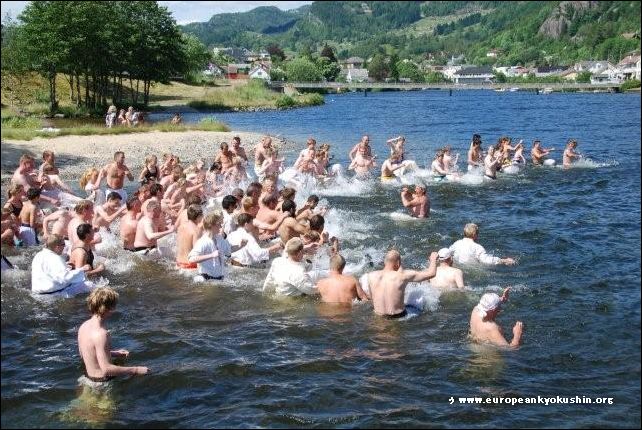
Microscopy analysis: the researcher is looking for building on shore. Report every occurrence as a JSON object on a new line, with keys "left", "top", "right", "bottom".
{"left": 452, "top": 66, "right": 494, "bottom": 84}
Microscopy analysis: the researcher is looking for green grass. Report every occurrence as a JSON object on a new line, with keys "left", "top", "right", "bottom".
{"left": 621, "top": 79, "right": 641, "bottom": 91}
{"left": 1, "top": 119, "right": 230, "bottom": 141}
{"left": 187, "top": 80, "right": 325, "bottom": 110}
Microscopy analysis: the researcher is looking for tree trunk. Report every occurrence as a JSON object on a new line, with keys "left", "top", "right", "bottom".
{"left": 129, "top": 76, "right": 135, "bottom": 105}
{"left": 48, "top": 69, "right": 57, "bottom": 113}
{"left": 85, "top": 71, "right": 90, "bottom": 108}
{"left": 76, "top": 71, "right": 82, "bottom": 107}
{"left": 143, "top": 79, "right": 150, "bottom": 106}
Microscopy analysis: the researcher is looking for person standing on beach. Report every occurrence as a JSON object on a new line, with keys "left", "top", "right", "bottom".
{"left": 102, "top": 151, "right": 134, "bottom": 202}
{"left": 78, "top": 287, "right": 148, "bottom": 384}
{"left": 470, "top": 288, "right": 523, "bottom": 348}
{"left": 366, "top": 250, "right": 438, "bottom": 318}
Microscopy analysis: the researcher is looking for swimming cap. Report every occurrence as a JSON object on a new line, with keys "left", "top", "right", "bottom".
{"left": 477, "top": 293, "right": 501, "bottom": 318}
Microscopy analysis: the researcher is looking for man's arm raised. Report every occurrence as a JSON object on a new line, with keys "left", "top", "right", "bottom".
{"left": 403, "top": 252, "right": 438, "bottom": 283}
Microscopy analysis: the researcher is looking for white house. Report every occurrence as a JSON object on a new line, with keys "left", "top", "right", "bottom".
{"left": 343, "top": 57, "right": 365, "bottom": 69}
{"left": 617, "top": 54, "right": 641, "bottom": 80}
{"left": 442, "top": 65, "right": 462, "bottom": 80}
{"left": 346, "top": 68, "right": 369, "bottom": 83}
{"left": 573, "top": 61, "right": 614, "bottom": 75}
{"left": 249, "top": 65, "right": 271, "bottom": 82}
{"left": 590, "top": 65, "right": 625, "bottom": 84}
{"left": 452, "top": 66, "right": 494, "bottom": 84}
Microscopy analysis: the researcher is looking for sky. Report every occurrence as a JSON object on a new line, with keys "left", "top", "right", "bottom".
{"left": 1, "top": 1, "right": 313, "bottom": 25}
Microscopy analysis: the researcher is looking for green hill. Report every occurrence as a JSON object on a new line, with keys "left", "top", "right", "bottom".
{"left": 182, "top": 1, "right": 641, "bottom": 65}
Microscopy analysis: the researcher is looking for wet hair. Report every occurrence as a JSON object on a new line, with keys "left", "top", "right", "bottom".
{"left": 203, "top": 211, "right": 222, "bottom": 229}
{"left": 186, "top": 194, "right": 202, "bottom": 206}
{"left": 186, "top": 204, "right": 203, "bottom": 222}
{"left": 149, "top": 183, "right": 164, "bottom": 197}
{"left": 114, "top": 151, "right": 124, "bottom": 160}
{"left": 126, "top": 195, "right": 140, "bottom": 210}
{"left": 236, "top": 213, "right": 253, "bottom": 227}
{"left": 76, "top": 223, "right": 93, "bottom": 241}
{"left": 222, "top": 195, "right": 238, "bottom": 211}
{"left": 106, "top": 192, "right": 122, "bottom": 202}
{"left": 87, "top": 287, "right": 119, "bottom": 317}
{"left": 232, "top": 136, "right": 241, "bottom": 144}
{"left": 209, "top": 161, "right": 222, "bottom": 172}
{"left": 281, "top": 199, "right": 296, "bottom": 217}
{"left": 307, "top": 195, "right": 319, "bottom": 205}
{"left": 279, "top": 187, "right": 296, "bottom": 201}
{"left": 74, "top": 200, "right": 93, "bottom": 214}
{"left": 220, "top": 142, "right": 229, "bottom": 150}
{"left": 261, "top": 194, "right": 278, "bottom": 207}
{"left": 241, "top": 196, "right": 254, "bottom": 211}
{"left": 329, "top": 254, "right": 346, "bottom": 272}
{"left": 246, "top": 182, "right": 262, "bottom": 198}
{"left": 309, "top": 215, "right": 325, "bottom": 232}
{"left": 26, "top": 188, "right": 40, "bottom": 200}
{"left": 285, "top": 237, "right": 304, "bottom": 255}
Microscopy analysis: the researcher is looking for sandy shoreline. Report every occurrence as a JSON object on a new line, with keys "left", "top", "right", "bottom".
{"left": 0, "top": 131, "right": 287, "bottom": 187}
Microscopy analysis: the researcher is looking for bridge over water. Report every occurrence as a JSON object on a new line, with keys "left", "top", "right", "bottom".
{"left": 269, "top": 81, "right": 623, "bottom": 92}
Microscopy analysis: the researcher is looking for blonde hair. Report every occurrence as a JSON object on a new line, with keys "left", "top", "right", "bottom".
{"left": 7, "top": 184, "right": 24, "bottom": 198}
{"left": 464, "top": 223, "right": 478, "bottom": 239}
{"left": 241, "top": 196, "right": 253, "bottom": 211}
{"left": 203, "top": 210, "right": 222, "bottom": 229}
{"left": 74, "top": 200, "right": 94, "bottom": 214}
{"left": 79, "top": 168, "right": 98, "bottom": 189}
{"left": 145, "top": 154, "right": 157, "bottom": 167}
{"left": 42, "top": 163, "right": 56, "bottom": 175}
{"left": 285, "top": 237, "right": 304, "bottom": 255}
{"left": 87, "top": 287, "right": 119, "bottom": 316}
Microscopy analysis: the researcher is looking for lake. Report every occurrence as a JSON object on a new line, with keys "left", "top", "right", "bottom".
{"left": 2, "top": 89, "right": 640, "bottom": 428}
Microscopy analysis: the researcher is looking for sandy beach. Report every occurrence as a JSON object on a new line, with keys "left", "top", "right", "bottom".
{"left": 0, "top": 131, "right": 286, "bottom": 186}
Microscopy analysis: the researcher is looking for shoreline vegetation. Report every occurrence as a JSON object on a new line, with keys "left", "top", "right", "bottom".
{"left": 1, "top": 74, "right": 324, "bottom": 140}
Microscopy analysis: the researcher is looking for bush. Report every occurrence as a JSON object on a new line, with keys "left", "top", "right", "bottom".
{"left": 1, "top": 115, "right": 42, "bottom": 128}
{"left": 621, "top": 79, "right": 641, "bottom": 91}
{"left": 276, "top": 95, "right": 297, "bottom": 108}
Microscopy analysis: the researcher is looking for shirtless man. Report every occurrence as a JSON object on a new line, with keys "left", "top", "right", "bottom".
{"left": 92, "top": 192, "right": 127, "bottom": 231}
{"left": 470, "top": 288, "right": 523, "bottom": 348}
{"left": 214, "top": 142, "right": 235, "bottom": 175}
{"left": 349, "top": 151, "right": 375, "bottom": 177}
{"left": 430, "top": 248, "right": 464, "bottom": 289}
{"left": 563, "top": 139, "right": 581, "bottom": 168}
{"left": 431, "top": 151, "right": 450, "bottom": 180}
{"left": 102, "top": 151, "right": 134, "bottom": 202}
{"left": 467, "top": 134, "right": 483, "bottom": 171}
{"left": 245, "top": 182, "right": 263, "bottom": 217}
{"left": 175, "top": 205, "right": 203, "bottom": 269}
{"left": 380, "top": 151, "right": 405, "bottom": 181}
{"left": 42, "top": 207, "right": 72, "bottom": 240}
{"left": 294, "top": 138, "right": 316, "bottom": 172}
{"left": 349, "top": 135, "right": 372, "bottom": 161}
{"left": 12, "top": 154, "right": 58, "bottom": 205}
{"left": 484, "top": 146, "right": 503, "bottom": 180}
{"left": 230, "top": 136, "right": 248, "bottom": 163}
{"left": 78, "top": 287, "right": 148, "bottom": 383}
{"left": 386, "top": 136, "right": 405, "bottom": 159}
{"left": 317, "top": 254, "right": 369, "bottom": 304}
{"left": 133, "top": 200, "right": 175, "bottom": 254}
{"left": 530, "top": 140, "right": 555, "bottom": 165}
{"left": 366, "top": 250, "right": 438, "bottom": 318}
{"left": 254, "top": 136, "right": 273, "bottom": 173}
{"left": 278, "top": 199, "right": 309, "bottom": 244}
{"left": 255, "top": 195, "right": 289, "bottom": 240}
{"left": 18, "top": 188, "right": 43, "bottom": 246}
{"left": 120, "top": 196, "right": 142, "bottom": 251}
{"left": 400, "top": 185, "right": 429, "bottom": 218}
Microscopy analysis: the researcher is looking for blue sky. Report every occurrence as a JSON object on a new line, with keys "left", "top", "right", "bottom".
{"left": 1, "top": 1, "right": 313, "bottom": 24}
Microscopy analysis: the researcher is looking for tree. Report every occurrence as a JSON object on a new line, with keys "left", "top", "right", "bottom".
{"left": 575, "top": 71, "right": 591, "bottom": 83}
{"left": 267, "top": 43, "right": 285, "bottom": 62}
{"left": 396, "top": 60, "right": 423, "bottom": 82}
{"left": 286, "top": 57, "right": 323, "bottom": 82}
{"left": 368, "top": 53, "right": 389, "bottom": 81}
{"left": 316, "top": 56, "right": 341, "bottom": 82}
{"left": 494, "top": 71, "right": 507, "bottom": 83}
{"left": 320, "top": 44, "right": 337, "bottom": 63}
{"left": 182, "top": 34, "right": 211, "bottom": 74}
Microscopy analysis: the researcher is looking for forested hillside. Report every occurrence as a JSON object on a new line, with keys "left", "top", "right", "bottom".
{"left": 182, "top": 1, "right": 641, "bottom": 65}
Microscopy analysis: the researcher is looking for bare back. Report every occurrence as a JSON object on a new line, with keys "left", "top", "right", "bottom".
{"left": 317, "top": 273, "right": 362, "bottom": 304}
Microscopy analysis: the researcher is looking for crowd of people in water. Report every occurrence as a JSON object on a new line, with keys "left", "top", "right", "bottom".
{"left": 2, "top": 131, "right": 586, "bottom": 383}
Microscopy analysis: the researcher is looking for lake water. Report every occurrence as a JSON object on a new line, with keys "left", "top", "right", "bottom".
{"left": 2, "top": 90, "right": 641, "bottom": 428}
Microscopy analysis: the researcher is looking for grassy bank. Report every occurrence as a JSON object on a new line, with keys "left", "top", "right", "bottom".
{"left": 1, "top": 72, "right": 325, "bottom": 116}
{"left": 1, "top": 116, "right": 229, "bottom": 141}
{"left": 183, "top": 80, "right": 325, "bottom": 111}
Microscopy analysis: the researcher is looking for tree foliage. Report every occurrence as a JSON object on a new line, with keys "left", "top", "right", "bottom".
{"left": 286, "top": 57, "right": 322, "bottom": 82}
{"left": 5, "top": 1, "right": 191, "bottom": 112}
